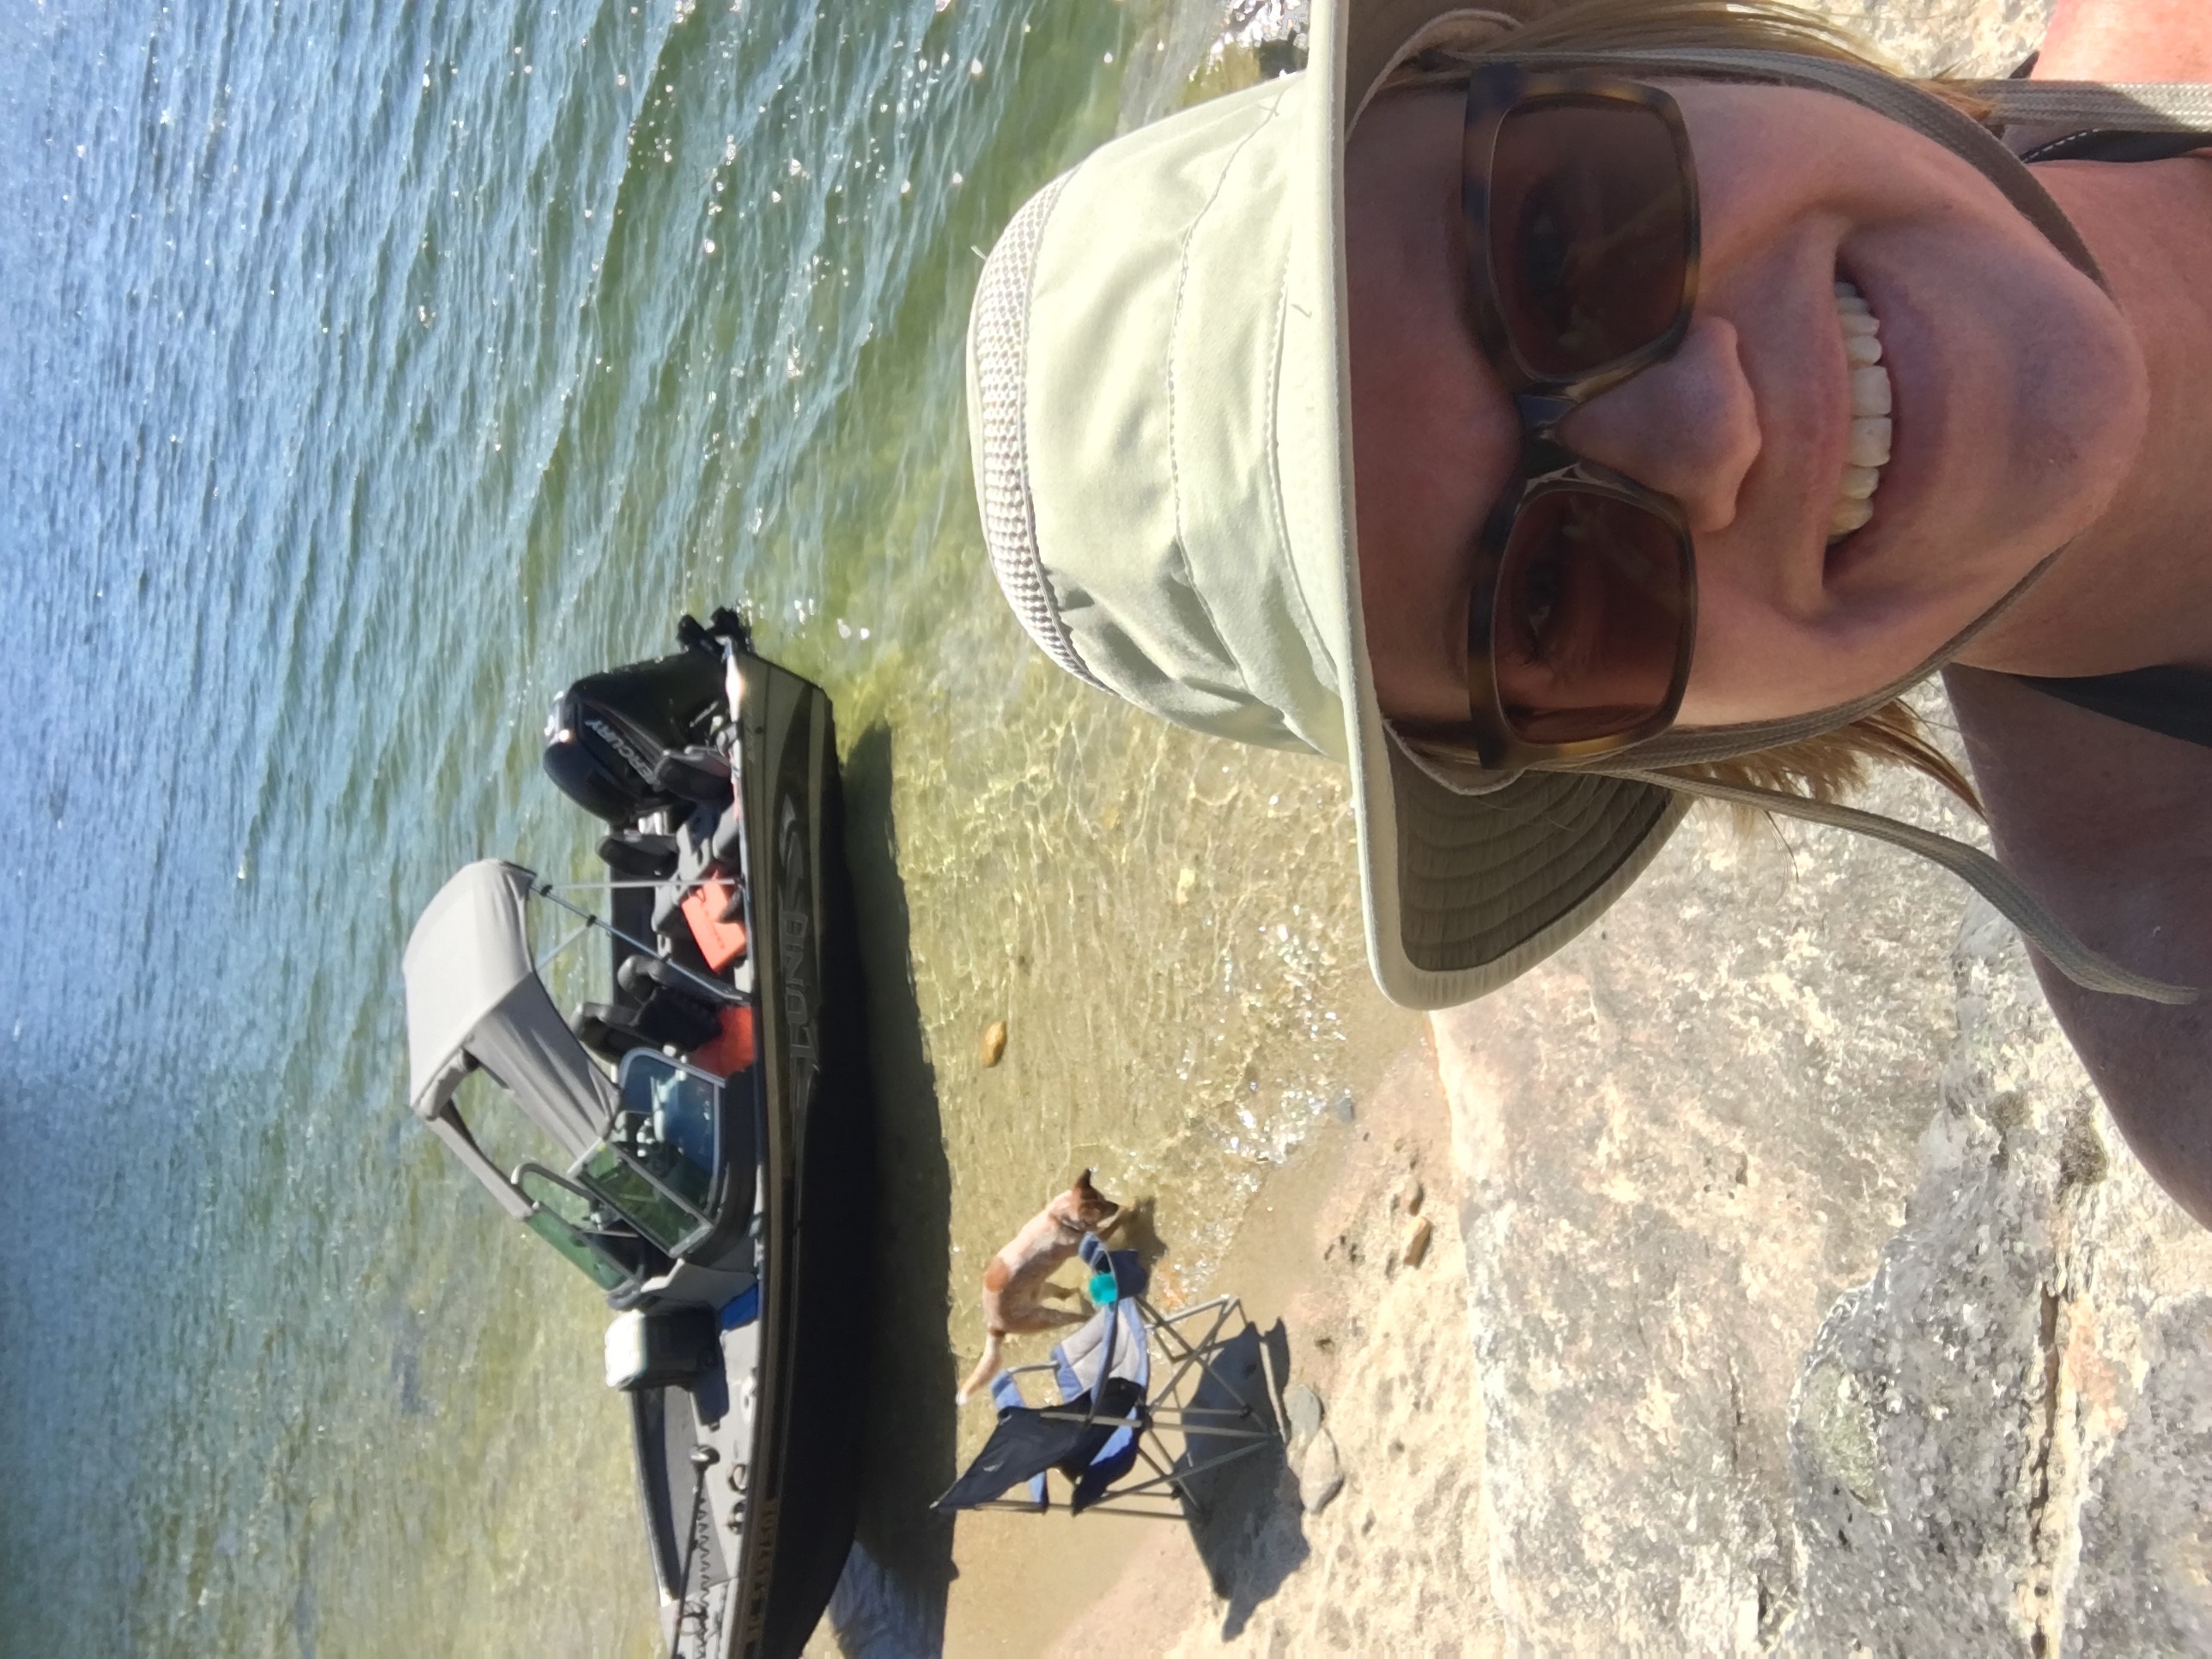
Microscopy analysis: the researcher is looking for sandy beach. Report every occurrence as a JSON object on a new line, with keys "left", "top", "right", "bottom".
{"left": 928, "top": 1034, "right": 1499, "bottom": 1656}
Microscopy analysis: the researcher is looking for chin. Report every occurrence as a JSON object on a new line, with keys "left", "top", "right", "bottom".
{"left": 1991, "top": 309, "right": 2143, "bottom": 552}
{"left": 1849, "top": 264, "right": 2143, "bottom": 664}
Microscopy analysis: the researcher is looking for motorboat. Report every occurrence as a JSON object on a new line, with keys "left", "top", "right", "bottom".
{"left": 400, "top": 611, "right": 873, "bottom": 1658}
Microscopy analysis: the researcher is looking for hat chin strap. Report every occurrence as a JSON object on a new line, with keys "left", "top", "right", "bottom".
{"left": 1585, "top": 539, "right": 2195, "bottom": 1007}
{"left": 1604, "top": 766, "right": 2197, "bottom": 1005}
{"left": 1620, "top": 544, "right": 2066, "bottom": 772}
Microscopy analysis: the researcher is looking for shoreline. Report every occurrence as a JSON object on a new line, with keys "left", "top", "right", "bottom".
{"left": 931, "top": 1031, "right": 1501, "bottom": 1656}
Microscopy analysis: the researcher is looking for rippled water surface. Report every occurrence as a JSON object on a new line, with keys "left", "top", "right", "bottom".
{"left": 0, "top": 1, "right": 1414, "bottom": 1652}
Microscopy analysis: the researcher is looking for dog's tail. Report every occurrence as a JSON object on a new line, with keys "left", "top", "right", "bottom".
{"left": 953, "top": 1329, "right": 1005, "bottom": 1407}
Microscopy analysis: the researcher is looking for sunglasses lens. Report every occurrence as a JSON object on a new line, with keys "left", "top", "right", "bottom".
{"left": 1489, "top": 100, "right": 1692, "bottom": 377}
{"left": 1487, "top": 489, "right": 1691, "bottom": 744}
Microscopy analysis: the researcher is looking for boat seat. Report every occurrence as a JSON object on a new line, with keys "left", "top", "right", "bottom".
{"left": 653, "top": 745, "right": 731, "bottom": 806}
{"left": 676, "top": 799, "right": 746, "bottom": 873}
{"left": 619, "top": 951, "right": 708, "bottom": 1004}
{"left": 709, "top": 801, "right": 744, "bottom": 866}
{"left": 573, "top": 987, "right": 722, "bottom": 1065}
{"left": 599, "top": 829, "right": 678, "bottom": 881}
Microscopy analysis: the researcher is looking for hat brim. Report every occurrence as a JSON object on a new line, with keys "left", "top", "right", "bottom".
{"left": 1295, "top": 0, "right": 1693, "bottom": 1008}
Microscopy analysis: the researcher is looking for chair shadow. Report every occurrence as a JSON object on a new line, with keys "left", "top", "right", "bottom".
{"left": 1170, "top": 1316, "right": 1307, "bottom": 1640}
{"left": 829, "top": 723, "right": 956, "bottom": 1657}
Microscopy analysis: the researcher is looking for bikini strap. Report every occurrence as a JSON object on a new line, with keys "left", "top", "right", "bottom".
{"left": 1977, "top": 80, "right": 2212, "bottom": 162}
{"left": 1972, "top": 80, "right": 2212, "bottom": 131}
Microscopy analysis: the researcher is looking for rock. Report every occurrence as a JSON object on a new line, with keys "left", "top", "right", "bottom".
{"left": 978, "top": 1019, "right": 1006, "bottom": 1067}
{"left": 1401, "top": 1215, "right": 1432, "bottom": 1268}
{"left": 1402, "top": 1176, "right": 1425, "bottom": 1217}
{"left": 1284, "top": 1382, "right": 1346, "bottom": 1513}
{"left": 1284, "top": 1382, "right": 1324, "bottom": 1460}
{"left": 1429, "top": 689, "right": 2212, "bottom": 1652}
{"left": 1332, "top": 1090, "right": 1357, "bottom": 1124}
{"left": 1174, "top": 866, "right": 1197, "bottom": 906}
{"left": 1297, "top": 1425, "right": 1344, "bottom": 1515}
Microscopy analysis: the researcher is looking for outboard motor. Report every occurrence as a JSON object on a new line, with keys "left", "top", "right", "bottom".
{"left": 540, "top": 611, "right": 750, "bottom": 823}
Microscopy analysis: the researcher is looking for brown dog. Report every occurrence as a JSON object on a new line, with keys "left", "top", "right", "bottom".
{"left": 954, "top": 1170, "right": 1122, "bottom": 1406}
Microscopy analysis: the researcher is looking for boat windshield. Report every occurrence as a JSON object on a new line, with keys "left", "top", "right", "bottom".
{"left": 514, "top": 1164, "right": 656, "bottom": 1294}
{"left": 570, "top": 1052, "right": 722, "bottom": 1257}
{"left": 618, "top": 1050, "right": 720, "bottom": 1202}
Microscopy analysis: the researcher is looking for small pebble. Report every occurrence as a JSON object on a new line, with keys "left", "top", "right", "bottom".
{"left": 1401, "top": 1215, "right": 1433, "bottom": 1268}
{"left": 979, "top": 1019, "right": 1007, "bottom": 1066}
{"left": 1285, "top": 1382, "right": 1324, "bottom": 1456}
{"left": 1298, "top": 1425, "right": 1345, "bottom": 1514}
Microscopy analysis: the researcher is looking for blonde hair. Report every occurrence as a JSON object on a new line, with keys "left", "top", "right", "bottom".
{"left": 1379, "top": 0, "right": 1986, "bottom": 816}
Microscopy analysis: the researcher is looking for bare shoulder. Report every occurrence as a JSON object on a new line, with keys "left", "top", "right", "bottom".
{"left": 2036, "top": 0, "right": 2212, "bottom": 82}
{"left": 1942, "top": 665, "right": 2212, "bottom": 1226}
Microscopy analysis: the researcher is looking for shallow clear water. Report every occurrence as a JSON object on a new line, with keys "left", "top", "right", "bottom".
{"left": 0, "top": 1, "right": 1412, "bottom": 1652}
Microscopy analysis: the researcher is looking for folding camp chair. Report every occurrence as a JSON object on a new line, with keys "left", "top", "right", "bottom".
{"left": 933, "top": 1235, "right": 1282, "bottom": 1519}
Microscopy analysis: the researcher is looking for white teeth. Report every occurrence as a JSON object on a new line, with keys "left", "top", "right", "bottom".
{"left": 1848, "top": 416, "right": 1893, "bottom": 468}
{"left": 1827, "top": 280, "right": 1892, "bottom": 544}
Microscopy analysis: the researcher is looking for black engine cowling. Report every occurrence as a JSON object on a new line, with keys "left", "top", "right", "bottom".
{"left": 540, "top": 616, "right": 744, "bottom": 823}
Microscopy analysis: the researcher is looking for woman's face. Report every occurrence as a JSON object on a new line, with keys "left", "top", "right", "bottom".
{"left": 1346, "top": 80, "right": 2148, "bottom": 729}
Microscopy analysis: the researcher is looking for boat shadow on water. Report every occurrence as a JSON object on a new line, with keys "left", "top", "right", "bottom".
{"left": 830, "top": 724, "right": 958, "bottom": 1657}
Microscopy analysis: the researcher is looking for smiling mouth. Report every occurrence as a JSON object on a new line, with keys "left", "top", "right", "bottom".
{"left": 1827, "top": 279, "right": 1894, "bottom": 544}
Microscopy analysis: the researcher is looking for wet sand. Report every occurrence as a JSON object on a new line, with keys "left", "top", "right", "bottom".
{"left": 933, "top": 1034, "right": 1500, "bottom": 1656}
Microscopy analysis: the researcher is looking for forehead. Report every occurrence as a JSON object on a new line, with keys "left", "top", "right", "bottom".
{"left": 1344, "top": 88, "right": 1519, "bottom": 721}
{"left": 1343, "top": 88, "right": 1504, "bottom": 561}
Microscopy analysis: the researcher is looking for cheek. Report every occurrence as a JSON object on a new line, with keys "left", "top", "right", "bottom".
{"left": 1674, "top": 83, "right": 1966, "bottom": 232}
{"left": 1347, "top": 282, "right": 1516, "bottom": 718}
{"left": 1675, "top": 607, "right": 1956, "bottom": 727}
{"left": 1353, "top": 490, "right": 1478, "bottom": 723}
{"left": 1680, "top": 575, "right": 1996, "bottom": 726}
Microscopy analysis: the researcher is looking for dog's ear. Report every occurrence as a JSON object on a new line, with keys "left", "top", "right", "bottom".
{"left": 1073, "top": 1167, "right": 1095, "bottom": 1193}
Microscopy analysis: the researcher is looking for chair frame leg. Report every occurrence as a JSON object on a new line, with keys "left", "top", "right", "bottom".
{"left": 950, "top": 1287, "right": 1288, "bottom": 1522}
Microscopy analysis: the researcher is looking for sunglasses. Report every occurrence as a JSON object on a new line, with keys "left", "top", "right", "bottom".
{"left": 1425, "top": 64, "right": 1703, "bottom": 770}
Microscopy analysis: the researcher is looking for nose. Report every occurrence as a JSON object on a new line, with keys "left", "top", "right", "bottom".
{"left": 1556, "top": 315, "right": 1761, "bottom": 534}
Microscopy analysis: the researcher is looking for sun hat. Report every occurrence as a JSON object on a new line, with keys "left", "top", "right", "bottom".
{"left": 966, "top": 0, "right": 2209, "bottom": 1011}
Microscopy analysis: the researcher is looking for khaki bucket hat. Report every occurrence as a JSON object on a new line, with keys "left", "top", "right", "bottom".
{"left": 966, "top": 0, "right": 2208, "bottom": 1010}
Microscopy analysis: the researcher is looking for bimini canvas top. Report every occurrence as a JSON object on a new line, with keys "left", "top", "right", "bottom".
{"left": 402, "top": 859, "right": 614, "bottom": 1160}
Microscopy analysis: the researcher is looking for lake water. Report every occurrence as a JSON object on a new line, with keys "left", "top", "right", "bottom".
{"left": 0, "top": 0, "right": 1417, "bottom": 1652}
